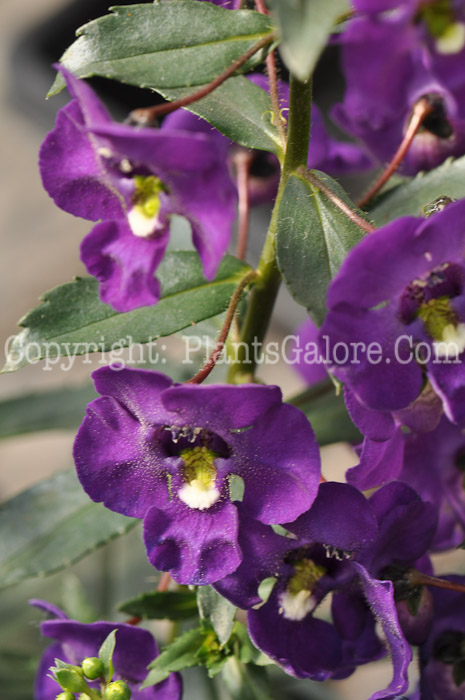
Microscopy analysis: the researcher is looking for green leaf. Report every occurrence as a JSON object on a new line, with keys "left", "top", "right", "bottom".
{"left": 288, "top": 381, "right": 361, "bottom": 446}
{"left": 3, "top": 253, "right": 251, "bottom": 373}
{"left": 118, "top": 590, "right": 198, "bottom": 621}
{"left": 0, "top": 384, "right": 97, "bottom": 439}
{"left": 197, "top": 586, "right": 237, "bottom": 646}
{"left": 143, "top": 627, "right": 207, "bottom": 688}
{"left": 157, "top": 76, "right": 283, "bottom": 156}
{"left": 276, "top": 171, "right": 368, "bottom": 326}
{"left": 49, "top": 3, "right": 275, "bottom": 96}
{"left": 221, "top": 657, "right": 272, "bottom": 700}
{"left": 99, "top": 629, "right": 117, "bottom": 682}
{"left": 0, "top": 470, "right": 137, "bottom": 590}
{"left": 269, "top": 0, "right": 349, "bottom": 81}
{"left": 370, "top": 155, "right": 465, "bottom": 226}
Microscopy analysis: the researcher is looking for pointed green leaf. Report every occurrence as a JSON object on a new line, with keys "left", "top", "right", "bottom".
{"left": 118, "top": 590, "right": 198, "bottom": 621}
{"left": 157, "top": 76, "right": 283, "bottom": 156}
{"left": 269, "top": 0, "right": 349, "bottom": 81}
{"left": 49, "top": 3, "right": 275, "bottom": 96}
{"left": 276, "top": 170, "right": 369, "bottom": 326}
{"left": 3, "top": 253, "right": 251, "bottom": 373}
{"left": 0, "top": 385, "right": 97, "bottom": 439}
{"left": 197, "top": 586, "right": 237, "bottom": 646}
{"left": 0, "top": 470, "right": 137, "bottom": 590}
{"left": 370, "top": 155, "right": 465, "bottom": 226}
{"left": 98, "top": 629, "right": 117, "bottom": 682}
{"left": 143, "top": 627, "right": 207, "bottom": 687}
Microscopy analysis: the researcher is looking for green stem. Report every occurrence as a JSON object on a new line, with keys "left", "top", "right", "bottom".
{"left": 227, "top": 75, "right": 313, "bottom": 382}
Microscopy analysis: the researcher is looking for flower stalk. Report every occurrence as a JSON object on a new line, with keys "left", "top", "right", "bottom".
{"left": 228, "top": 74, "right": 313, "bottom": 383}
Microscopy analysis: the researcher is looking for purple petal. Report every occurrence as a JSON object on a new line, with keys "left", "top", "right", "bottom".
{"left": 237, "top": 402, "right": 320, "bottom": 524}
{"left": 35, "top": 642, "right": 68, "bottom": 700}
{"left": 248, "top": 589, "right": 343, "bottom": 680}
{"left": 30, "top": 599, "right": 67, "bottom": 619}
{"left": 285, "top": 482, "right": 378, "bottom": 552}
{"left": 346, "top": 429, "right": 405, "bottom": 491}
{"left": 73, "top": 393, "right": 170, "bottom": 518}
{"left": 160, "top": 383, "right": 283, "bottom": 433}
{"left": 91, "top": 367, "right": 174, "bottom": 423}
{"left": 364, "top": 482, "right": 438, "bottom": 572}
{"left": 39, "top": 100, "right": 124, "bottom": 221}
{"left": 81, "top": 219, "right": 168, "bottom": 312}
{"left": 353, "top": 563, "right": 411, "bottom": 700}
{"left": 427, "top": 354, "right": 465, "bottom": 424}
{"left": 143, "top": 498, "right": 241, "bottom": 585}
{"left": 344, "top": 389, "right": 396, "bottom": 441}
{"left": 213, "top": 504, "right": 292, "bottom": 608}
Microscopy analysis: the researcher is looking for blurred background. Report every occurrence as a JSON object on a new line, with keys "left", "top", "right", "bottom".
{"left": 0, "top": 1, "right": 441, "bottom": 697}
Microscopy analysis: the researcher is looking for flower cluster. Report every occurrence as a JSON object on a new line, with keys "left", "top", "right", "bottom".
{"left": 335, "top": 0, "right": 465, "bottom": 172}
{"left": 29, "top": 2, "right": 465, "bottom": 699}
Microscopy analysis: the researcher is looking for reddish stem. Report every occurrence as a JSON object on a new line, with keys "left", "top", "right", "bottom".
{"left": 357, "top": 97, "right": 434, "bottom": 209}
{"left": 157, "top": 571, "right": 172, "bottom": 592}
{"left": 301, "top": 168, "right": 376, "bottom": 234}
{"left": 408, "top": 570, "right": 465, "bottom": 595}
{"left": 186, "top": 270, "right": 258, "bottom": 385}
{"left": 126, "top": 616, "right": 142, "bottom": 626}
{"left": 130, "top": 33, "right": 275, "bottom": 124}
{"left": 234, "top": 150, "right": 253, "bottom": 260}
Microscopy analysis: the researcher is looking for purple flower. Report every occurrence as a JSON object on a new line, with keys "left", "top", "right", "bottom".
{"left": 334, "top": 0, "right": 465, "bottom": 173}
{"left": 73, "top": 367, "right": 321, "bottom": 585}
{"left": 162, "top": 73, "right": 371, "bottom": 206}
{"left": 40, "top": 66, "right": 237, "bottom": 311}
{"left": 363, "top": 414, "right": 465, "bottom": 552}
{"left": 414, "top": 575, "right": 465, "bottom": 700}
{"left": 216, "top": 481, "right": 437, "bottom": 698}
{"left": 31, "top": 600, "right": 182, "bottom": 700}
{"left": 401, "top": 416, "right": 465, "bottom": 550}
{"left": 320, "top": 199, "right": 465, "bottom": 423}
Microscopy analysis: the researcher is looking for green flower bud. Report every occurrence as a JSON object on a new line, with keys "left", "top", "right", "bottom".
{"left": 103, "top": 680, "right": 132, "bottom": 700}
{"left": 56, "top": 693, "right": 75, "bottom": 700}
{"left": 81, "top": 656, "right": 105, "bottom": 680}
{"left": 54, "top": 668, "right": 86, "bottom": 693}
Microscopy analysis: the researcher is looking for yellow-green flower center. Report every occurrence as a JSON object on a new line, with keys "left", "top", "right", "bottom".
{"left": 180, "top": 446, "right": 218, "bottom": 489}
{"left": 128, "top": 175, "right": 168, "bottom": 238}
{"left": 287, "top": 559, "right": 327, "bottom": 596}
{"left": 420, "top": 0, "right": 456, "bottom": 38}
{"left": 178, "top": 446, "right": 220, "bottom": 511}
{"left": 279, "top": 559, "right": 327, "bottom": 621}
{"left": 417, "top": 296, "right": 457, "bottom": 340}
{"left": 418, "top": 0, "right": 465, "bottom": 53}
{"left": 133, "top": 175, "right": 166, "bottom": 218}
